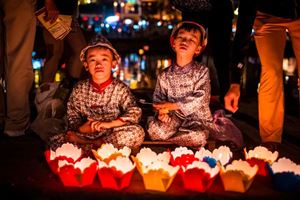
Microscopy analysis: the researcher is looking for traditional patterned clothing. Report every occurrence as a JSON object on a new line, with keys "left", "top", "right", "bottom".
{"left": 49, "top": 78, "right": 145, "bottom": 150}
{"left": 171, "top": 0, "right": 234, "bottom": 97}
{"left": 147, "top": 61, "right": 243, "bottom": 148}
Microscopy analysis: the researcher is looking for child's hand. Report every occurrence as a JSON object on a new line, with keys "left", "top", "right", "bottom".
{"left": 158, "top": 113, "right": 171, "bottom": 123}
{"left": 153, "top": 102, "right": 179, "bottom": 112}
{"left": 78, "top": 118, "right": 96, "bottom": 133}
{"left": 90, "top": 121, "right": 111, "bottom": 132}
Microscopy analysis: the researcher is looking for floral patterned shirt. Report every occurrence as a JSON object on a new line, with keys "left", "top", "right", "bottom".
{"left": 153, "top": 61, "right": 213, "bottom": 127}
{"left": 67, "top": 78, "right": 142, "bottom": 132}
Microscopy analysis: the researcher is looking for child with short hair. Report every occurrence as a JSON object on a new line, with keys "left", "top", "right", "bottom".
{"left": 49, "top": 35, "right": 145, "bottom": 151}
{"left": 147, "top": 21, "right": 243, "bottom": 149}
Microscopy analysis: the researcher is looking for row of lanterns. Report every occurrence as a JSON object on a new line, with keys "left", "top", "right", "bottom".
{"left": 45, "top": 143, "right": 300, "bottom": 193}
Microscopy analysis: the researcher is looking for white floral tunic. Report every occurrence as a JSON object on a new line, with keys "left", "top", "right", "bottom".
{"left": 49, "top": 78, "right": 145, "bottom": 150}
{"left": 147, "top": 61, "right": 214, "bottom": 147}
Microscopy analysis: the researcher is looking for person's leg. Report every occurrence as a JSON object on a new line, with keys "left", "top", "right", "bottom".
{"left": 65, "top": 22, "right": 86, "bottom": 80}
{"left": 167, "top": 128, "right": 209, "bottom": 147}
{"left": 147, "top": 113, "right": 181, "bottom": 141}
{"left": 103, "top": 125, "right": 145, "bottom": 149}
{"left": 41, "top": 29, "right": 64, "bottom": 83}
{"left": 0, "top": 8, "right": 5, "bottom": 130}
{"left": 253, "top": 14, "right": 287, "bottom": 143}
{"left": 66, "top": 130, "right": 104, "bottom": 147}
{"left": 2, "top": 0, "right": 36, "bottom": 135}
{"left": 287, "top": 18, "right": 300, "bottom": 107}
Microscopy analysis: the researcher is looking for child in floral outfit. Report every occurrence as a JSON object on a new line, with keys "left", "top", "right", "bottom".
{"left": 49, "top": 35, "right": 145, "bottom": 151}
{"left": 147, "top": 21, "right": 243, "bottom": 149}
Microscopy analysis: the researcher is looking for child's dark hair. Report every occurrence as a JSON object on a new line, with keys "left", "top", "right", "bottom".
{"left": 172, "top": 23, "right": 206, "bottom": 46}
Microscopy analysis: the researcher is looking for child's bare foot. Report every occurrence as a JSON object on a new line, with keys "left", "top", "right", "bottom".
{"left": 66, "top": 131, "right": 104, "bottom": 149}
{"left": 66, "top": 131, "right": 90, "bottom": 144}
{"left": 131, "top": 147, "right": 140, "bottom": 156}
{"left": 93, "top": 138, "right": 105, "bottom": 148}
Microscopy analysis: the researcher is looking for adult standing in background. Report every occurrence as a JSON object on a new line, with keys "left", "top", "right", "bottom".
{"left": 170, "top": 0, "right": 234, "bottom": 104}
{"left": 40, "top": 0, "right": 86, "bottom": 88}
{"left": 0, "top": 0, "right": 36, "bottom": 136}
{"left": 225, "top": 0, "right": 300, "bottom": 151}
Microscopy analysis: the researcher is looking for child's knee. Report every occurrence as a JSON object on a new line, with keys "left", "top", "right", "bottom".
{"left": 190, "top": 131, "right": 208, "bottom": 147}
{"left": 148, "top": 129, "right": 170, "bottom": 141}
{"left": 117, "top": 125, "right": 145, "bottom": 149}
{"left": 133, "top": 125, "right": 145, "bottom": 147}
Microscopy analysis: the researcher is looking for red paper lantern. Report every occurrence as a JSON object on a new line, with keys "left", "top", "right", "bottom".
{"left": 57, "top": 158, "right": 98, "bottom": 187}
{"left": 97, "top": 157, "right": 136, "bottom": 190}
{"left": 97, "top": 167, "right": 135, "bottom": 190}
{"left": 45, "top": 143, "right": 83, "bottom": 174}
{"left": 181, "top": 168, "right": 217, "bottom": 192}
{"left": 180, "top": 161, "right": 220, "bottom": 192}
{"left": 247, "top": 158, "right": 269, "bottom": 176}
{"left": 244, "top": 146, "right": 278, "bottom": 176}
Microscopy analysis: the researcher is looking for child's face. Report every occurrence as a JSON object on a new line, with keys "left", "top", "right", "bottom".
{"left": 84, "top": 47, "right": 117, "bottom": 83}
{"left": 172, "top": 29, "right": 202, "bottom": 58}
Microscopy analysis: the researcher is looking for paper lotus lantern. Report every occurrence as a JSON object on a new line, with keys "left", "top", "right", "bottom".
{"left": 92, "top": 143, "right": 131, "bottom": 164}
{"left": 132, "top": 147, "right": 179, "bottom": 192}
{"left": 244, "top": 146, "right": 278, "bottom": 176}
{"left": 181, "top": 160, "right": 220, "bottom": 192}
{"left": 97, "top": 156, "right": 135, "bottom": 190}
{"left": 170, "top": 147, "right": 198, "bottom": 169}
{"left": 220, "top": 159, "right": 258, "bottom": 193}
{"left": 57, "top": 157, "right": 98, "bottom": 187}
{"left": 45, "top": 143, "right": 83, "bottom": 174}
{"left": 268, "top": 157, "right": 300, "bottom": 192}
{"left": 195, "top": 146, "right": 232, "bottom": 166}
